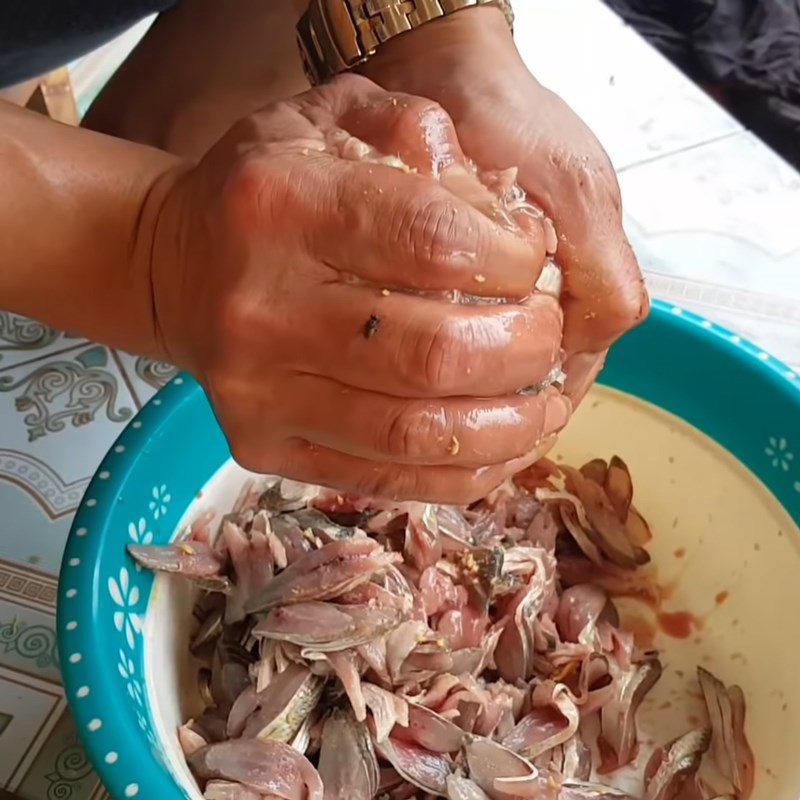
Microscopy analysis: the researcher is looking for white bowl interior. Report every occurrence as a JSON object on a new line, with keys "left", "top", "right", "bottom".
{"left": 144, "top": 385, "right": 800, "bottom": 798}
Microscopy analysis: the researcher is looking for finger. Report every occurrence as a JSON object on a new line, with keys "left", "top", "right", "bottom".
{"left": 284, "top": 283, "right": 563, "bottom": 398}
{"left": 557, "top": 228, "right": 649, "bottom": 355}
{"left": 230, "top": 73, "right": 389, "bottom": 148}
{"left": 234, "top": 150, "right": 547, "bottom": 300}
{"left": 265, "top": 375, "right": 572, "bottom": 467}
{"left": 563, "top": 351, "right": 606, "bottom": 408}
{"left": 291, "top": 72, "right": 391, "bottom": 124}
{"left": 276, "top": 76, "right": 547, "bottom": 298}
{"left": 223, "top": 78, "right": 546, "bottom": 299}
{"left": 339, "top": 88, "right": 468, "bottom": 176}
{"left": 502, "top": 92, "right": 648, "bottom": 352}
{"left": 293, "top": 74, "right": 466, "bottom": 176}
{"left": 305, "top": 157, "right": 547, "bottom": 299}
{"left": 228, "top": 436, "right": 547, "bottom": 505}
{"left": 334, "top": 85, "right": 547, "bottom": 262}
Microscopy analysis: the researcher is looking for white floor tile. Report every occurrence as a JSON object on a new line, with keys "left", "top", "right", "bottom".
{"left": 514, "top": 5, "right": 742, "bottom": 169}
{"left": 621, "top": 132, "right": 800, "bottom": 300}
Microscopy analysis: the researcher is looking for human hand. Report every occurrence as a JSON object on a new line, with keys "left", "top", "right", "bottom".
{"left": 361, "top": 6, "right": 648, "bottom": 403}
{"left": 141, "top": 75, "right": 570, "bottom": 503}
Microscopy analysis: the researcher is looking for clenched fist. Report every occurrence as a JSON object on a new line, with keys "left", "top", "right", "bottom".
{"left": 142, "top": 75, "right": 571, "bottom": 502}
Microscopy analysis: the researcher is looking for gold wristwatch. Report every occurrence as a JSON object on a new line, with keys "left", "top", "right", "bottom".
{"left": 297, "top": 0, "right": 514, "bottom": 85}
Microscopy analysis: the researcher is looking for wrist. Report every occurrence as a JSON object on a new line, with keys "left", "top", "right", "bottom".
{"left": 128, "top": 163, "right": 192, "bottom": 364}
{"left": 0, "top": 103, "right": 188, "bottom": 358}
{"left": 358, "top": 5, "right": 519, "bottom": 121}
{"left": 359, "top": 6, "right": 512, "bottom": 88}
{"left": 84, "top": 0, "right": 309, "bottom": 159}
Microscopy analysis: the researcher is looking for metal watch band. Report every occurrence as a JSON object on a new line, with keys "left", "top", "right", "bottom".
{"left": 297, "top": 0, "right": 514, "bottom": 85}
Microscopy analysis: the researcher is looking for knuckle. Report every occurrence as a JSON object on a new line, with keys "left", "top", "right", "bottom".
{"left": 220, "top": 155, "right": 272, "bottom": 229}
{"left": 226, "top": 112, "right": 270, "bottom": 145}
{"left": 537, "top": 101, "right": 619, "bottom": 212}
{"left": 210, "top": 295, "right": 259, "bottom": 365}
{"left": 381, "top": 404, "right": 447, "bottom": 459}
{"left": 222, "top": 152, "right": 306, "bottom": 233}
{"left": 393, "top": 96, "right": 450, "bottom": 135}
{"left": 355, "top": 465, "right": 485, "bottom": 504}
{"left": 412, "top": 320, "right": 468, "bottom": 395}
{"left": 596, "top": 161, "right": 623, "bottom": 214}
{"left": 600, "top": 248, "right": 649, "bottom": 338}
{"left": 401, "top": 195, "right": 477, "bottom": 271}
{"left": 381, "top": 467, "right": 443, "bottom": 503}
{"left": 605, "top": 171, "right": 623, "bottom": 212}
{"left": 225, "top": 421, "right": 285, "bottom": 475}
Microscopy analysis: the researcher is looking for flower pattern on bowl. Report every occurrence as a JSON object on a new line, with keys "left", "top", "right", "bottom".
{"left": 128, "top": 517, "right": 154, "bottom": 546}
{"left": 766, "top": 436, "right": 794, "bottom": 471}
{"left": 149, "top": 484, "right": 172, "bottom": 520}
{"left": 59, "top": 451, "right": 188, "bottom": 798}
{"left": 108, "top": 567, "right": 143, "bottom": 649}
{"left": 118, "top": 648, "right": 145, "bottom": 707}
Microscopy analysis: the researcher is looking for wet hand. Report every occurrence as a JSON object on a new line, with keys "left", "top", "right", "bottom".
{"left": 362, "top": 7, "right": 649, "bottom": 404}
{"left": 143, "top": 76, "right": 570, "bottom": 503}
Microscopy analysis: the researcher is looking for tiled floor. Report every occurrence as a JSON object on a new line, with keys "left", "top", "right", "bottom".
{"left": 619, "top": 131, "right": 800, "bottom": 369}
{"left": 515, "top": 1, "right": 743, "bottom": 171}
{"left": 620, "top": 133, "right": 800, "bottom": 295}
{"left": 1, "top": 1, "right": 798, "bottom": 795}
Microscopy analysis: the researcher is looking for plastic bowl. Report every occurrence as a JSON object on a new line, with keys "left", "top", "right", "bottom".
{"left": 57, "top": 301, "right": 800, "bottom": 799}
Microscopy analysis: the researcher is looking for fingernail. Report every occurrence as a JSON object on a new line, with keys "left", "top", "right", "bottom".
{"left": 543, "top": 394, "right": 572, "bottom": 435}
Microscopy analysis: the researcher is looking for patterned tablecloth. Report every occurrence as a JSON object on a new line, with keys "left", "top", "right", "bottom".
{"left": 1, "top": 1, "right": 798, "bottom": 797}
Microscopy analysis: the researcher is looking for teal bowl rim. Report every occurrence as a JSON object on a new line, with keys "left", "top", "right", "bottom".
{"left": 56, "top": 299, "right": 800, "bottom": 799}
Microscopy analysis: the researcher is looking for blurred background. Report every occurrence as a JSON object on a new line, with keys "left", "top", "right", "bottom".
{"left": 604, "top": 0, "right": 800, "bottom": 168}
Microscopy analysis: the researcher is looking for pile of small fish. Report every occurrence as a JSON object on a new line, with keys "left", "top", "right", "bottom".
{"left": 129, "top": 456, "right": 755, "bottom": 800}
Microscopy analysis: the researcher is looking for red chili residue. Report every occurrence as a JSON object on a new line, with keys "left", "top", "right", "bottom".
{"left": 657, "top": 610, "right": 700, "bottom": 639}
{"left": 674, "top": 547, "right": 686, "bottom": 559}
{"left": 608, "top": 585, "right": 661, "bottom": 610}
{"left": 658, "top": 579, "right": 679, "bottom": 603}
{"left": 715, "top": 590, "right": 730, "bottom": 606}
